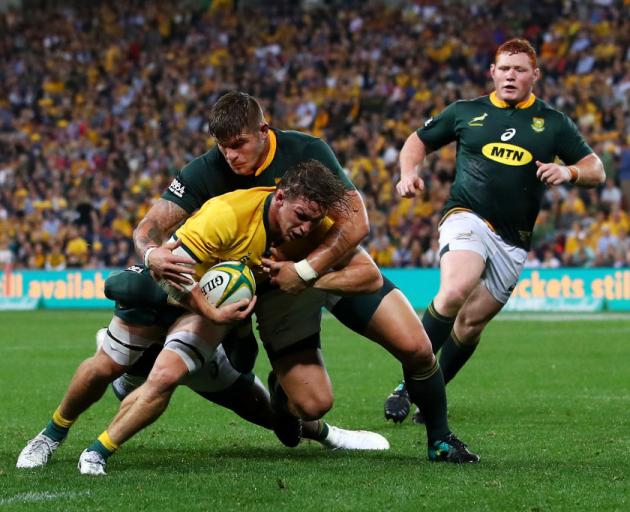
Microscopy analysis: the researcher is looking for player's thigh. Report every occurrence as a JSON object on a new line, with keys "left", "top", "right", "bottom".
{"left": 101, "top": 316, "right": 167, "bottom": 367}
{"left": 164, "top": 313, "right": 231, "bottom": 374}
{"left": 255, "top": 287, "right": 326, "bottom": 355}
{"left": 436, "top": 213, "right": 491, "bottom": 307}
{"left": 481, "top": 231, "right": 527, "bottom": 304}
{"left": 363, "top": 289, "right": 433, "bottom": 362}
{"left": 327, "top": 275, "right": 395, "bottom": 334}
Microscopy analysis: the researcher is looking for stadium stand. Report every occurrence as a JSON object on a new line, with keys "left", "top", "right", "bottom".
{"left": 0, "top": 0, "right": 628, "bottom": 269}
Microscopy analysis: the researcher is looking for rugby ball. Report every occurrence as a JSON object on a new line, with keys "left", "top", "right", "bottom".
{"left": 198, "top": 261, "right": 256, "bottom": 307}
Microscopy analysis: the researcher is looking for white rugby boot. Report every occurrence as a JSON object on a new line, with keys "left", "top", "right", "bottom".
{"left": 16, "top": 430, "right": 61, "bottom": 468}
{"left": 319, "top": 426, "right": 390, "bottom": 450}
{"left": 78, "top": 449, "right": 107, "bottom": 476}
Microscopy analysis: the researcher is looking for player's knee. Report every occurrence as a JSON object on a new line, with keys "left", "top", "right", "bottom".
{"left": 399, "top": 342, "right": 436, "bottom": 372}
{"left": 145, "top": 365, "right": 182, "bottom": 395}
{"left": 289, "top": 392, "right": 333, "bottom": 421}
{"left": 438, "top": 287, "right": 470, "bottom": 311}
{"left": 82, "top": 352, "right": 126, "bottom": 383}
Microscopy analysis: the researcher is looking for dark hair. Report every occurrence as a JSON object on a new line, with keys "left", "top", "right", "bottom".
{"left": 208, "top": 91, "right": 265, "bottom": 141}
{"left": 278, "top": 160, "right": 351, "bottom": 218}
{"left": 495, "top": 38, "right": 538, "bottom": 68}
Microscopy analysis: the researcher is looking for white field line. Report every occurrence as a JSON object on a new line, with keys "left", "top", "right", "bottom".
{"left": 0, "top": 490, "right": 91, "bottom": 506}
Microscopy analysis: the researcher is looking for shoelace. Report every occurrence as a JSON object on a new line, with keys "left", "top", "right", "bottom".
{"left": 445, "top": 434, "right": 468, "bottom": 450}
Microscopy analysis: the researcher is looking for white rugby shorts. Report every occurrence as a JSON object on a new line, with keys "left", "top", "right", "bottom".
{"left": 182, "top": 344, "right": 242, "bottom": 393}
{"left": 101, "top": 319, "right": 161, "bottom": 366}
{"left": 439, "top": 211, "right": 527, "bottom": 304}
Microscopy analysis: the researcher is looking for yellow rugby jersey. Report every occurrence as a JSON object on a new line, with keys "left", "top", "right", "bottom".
{"left": 175, "top": 187, "right": 333, "bottom": 283}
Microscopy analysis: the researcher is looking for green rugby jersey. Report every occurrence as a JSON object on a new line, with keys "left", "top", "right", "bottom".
{"left": 162, "top": 129, "right": 354, "bottom": 213}
{"left": 417, "top": 92, "right": 592, "bottom": 249}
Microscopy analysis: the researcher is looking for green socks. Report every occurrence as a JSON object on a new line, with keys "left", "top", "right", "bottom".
{"left": 422, "top": 301, "right": 455, "bottom": 353}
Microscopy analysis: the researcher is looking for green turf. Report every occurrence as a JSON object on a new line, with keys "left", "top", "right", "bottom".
{"left": 0, "top": 310, "right": 628, "bottom": 511}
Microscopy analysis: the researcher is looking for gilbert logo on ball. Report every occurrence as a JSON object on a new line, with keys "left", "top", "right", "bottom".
{"left": 199, "top": 261, "right": 256, "bottom": 306}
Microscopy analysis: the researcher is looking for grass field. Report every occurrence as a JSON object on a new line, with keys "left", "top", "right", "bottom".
{"left": 0, "top": 310, "right": 628, "bottom": 511}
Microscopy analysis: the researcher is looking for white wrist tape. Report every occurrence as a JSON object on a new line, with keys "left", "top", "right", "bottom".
{"left": 143, "top": 246, "right": 157, "bottom": 268}
{"left": 294, "top": 259, "right": 319, "bottom": 282}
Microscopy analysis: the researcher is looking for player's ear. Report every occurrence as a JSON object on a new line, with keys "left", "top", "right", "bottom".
{"left": 533, "top": 67, "right": 541, "bottom": 83}
{"left": 259, "top": 123, "right": 269, "bottom": 136}
{"left": 274, "top": 188, "right": 284, "bottom": 204}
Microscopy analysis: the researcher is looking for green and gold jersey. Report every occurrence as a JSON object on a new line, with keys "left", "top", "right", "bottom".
{"left": 417, "top": 92, "right": 592, "bottom": 249}
{"left": 175, "top": 187, "right": 332, "bottom": 283}
{"left": 163, "top": 129, "right": 355, "bottom": 213}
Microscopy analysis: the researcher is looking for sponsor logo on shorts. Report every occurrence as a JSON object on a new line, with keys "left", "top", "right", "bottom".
{"left": 168, "top": 178, "right": 186, "bottom": 198}
{"left": 481, "top": 143, "right": 532, "bottom": 166}
{"left": 424, "top": 117, "right": 433, "bottom": 127}
{"left": 126, "top": 265, "right": 144, "bottom": 274}
{"left": 455, "top": 231, "right": 474, "bottom": 240}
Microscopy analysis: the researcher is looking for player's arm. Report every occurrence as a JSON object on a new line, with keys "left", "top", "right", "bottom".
{"left": 133, "top": 199, "right": 196, "bottom": 286}
{"left": 535, "top": 153, "right": 605, "bottom": 187}
{"left": 311, "top": 246, "right": 383, "bottom": 295}
{"left": 273, "top": 140, "right": 370, "bottom": 293}
{"left": 397, "top": 132, "right": 428, "bottom": 198}
{"left": 301, "top": 188, "right": 369, "bottom": 276}
{"left": 398, "top": 103, "right": 457, "bottom": 198}
{"left": 262, "top": 246, "right": 382, "bottom": 295}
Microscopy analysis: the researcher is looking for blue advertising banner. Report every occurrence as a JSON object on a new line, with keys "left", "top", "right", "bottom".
{"left": 0, "top": 269, "right": 115, "bottom": 309}
{"left": 382, "top": 268, "right": 630, "bottom": 312}
{"left": 0, "top": 268, "right": 629, "bottom": 311}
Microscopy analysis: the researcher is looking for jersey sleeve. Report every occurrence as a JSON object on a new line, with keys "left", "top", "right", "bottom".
{"left": 162, "top": 155, "right": 210, "bottom": 213}
{"left": 416, "top": 102, "right": 458, "bottom": 151}
{"left": 301, "top": 138, "right": 356, "bottom": 190}
{"left": 555, "top": 113, "right": 593, "bottom": 165}
{"left": 175, "top": 199, "right": 236, "bottom": 263}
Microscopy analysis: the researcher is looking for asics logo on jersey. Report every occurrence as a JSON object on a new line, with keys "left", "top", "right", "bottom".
{"left": 500, "top": 128, "right": 516, "bottom": 141}
{"left": 468, "top": 113, "right": 488, "bottom": 126}
{"left": 481, "top": 143, "right": 533, "bottom": 166}
{"left": 424, "top": 117, "right": 433, "bottom": 127}
{"left": 168, "top": 178, "right": 186, "bottom": 198}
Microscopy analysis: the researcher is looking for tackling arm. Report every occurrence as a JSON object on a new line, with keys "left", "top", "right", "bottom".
{"left": 312, "top": 246, "right": 383, "bottom": 295}
{"left": 133, "top": 199, "right": 196, "bottom": 285}
{"left": 272, "top": 190, "right": 370, "bottom": 293}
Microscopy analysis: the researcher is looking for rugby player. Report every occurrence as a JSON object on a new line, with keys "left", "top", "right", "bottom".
{"left": 17, "top": 162, "right": 387, "bottom": 473}
{"left": 384, "top": 38, "right": 605, "bottom": 423}
{"left": 74, "top": 160, "right": 386, "bottom": 474}
{"left": 137, "top": 91, "right": 479, "bottom": 464}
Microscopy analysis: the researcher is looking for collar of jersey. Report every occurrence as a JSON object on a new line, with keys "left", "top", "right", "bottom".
{"left": 489, "top": 91, "right": 536, "bottom": 109}
{"left": 254, "top": 129, "right": 277, "bottom": 176}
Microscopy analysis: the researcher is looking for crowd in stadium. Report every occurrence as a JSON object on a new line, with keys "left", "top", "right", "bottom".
{"left": 0, "top": 0, "right": 629, "bottom": 271}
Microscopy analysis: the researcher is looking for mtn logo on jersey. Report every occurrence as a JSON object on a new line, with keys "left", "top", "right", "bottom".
{"left": 481, "top": 143, "right": 533, "bottom": 166}
{"left": 168, "top": 178, "right": 186, "bottom": 198}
